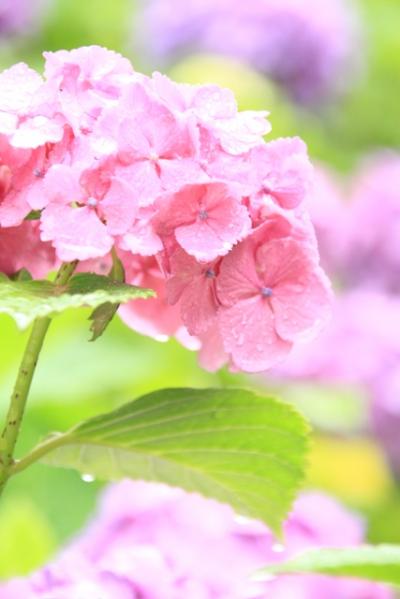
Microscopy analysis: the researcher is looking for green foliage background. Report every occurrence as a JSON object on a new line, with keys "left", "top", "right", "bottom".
{"left": 0, "top": 0, "right": 400, "bottom": 579}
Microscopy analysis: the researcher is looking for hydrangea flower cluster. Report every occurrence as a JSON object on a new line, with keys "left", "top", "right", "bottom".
{"left": 0, "top": 46, "right": 332, "bottom": 373}
{"left": 0, "top": 480, "right": 392, "bottom": 598}
{"left": 136, "top": 0, "right": 360, "bottom": 104}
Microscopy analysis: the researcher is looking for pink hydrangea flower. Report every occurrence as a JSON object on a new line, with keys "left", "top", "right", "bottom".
{"left": 0, "top": 45, "right": 332, "bottom": 372}
{"left": 154, "top": 182, "right": 251, "bottom": 261}
{"left": 215, "top": 221, "right": 332, "bottom": 372}
{"left": 0, "top": 221, "right": 56, "bottom": 278}
{"left": 0, "top": 481, "right": 392, "bottom": 598}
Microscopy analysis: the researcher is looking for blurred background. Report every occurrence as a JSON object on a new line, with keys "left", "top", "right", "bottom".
{"left": 1, "top": 0, "right": 400, "bottom": 579}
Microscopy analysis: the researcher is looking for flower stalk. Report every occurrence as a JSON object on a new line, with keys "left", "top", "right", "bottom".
{"left": 0, "top": 261, "right": 77, "bottom": 496}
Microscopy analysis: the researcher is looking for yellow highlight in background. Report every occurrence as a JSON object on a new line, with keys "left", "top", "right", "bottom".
{"left": 308, "top": 435, "right": 393, "bottom": 507}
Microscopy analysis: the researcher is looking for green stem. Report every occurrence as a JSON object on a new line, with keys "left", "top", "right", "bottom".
{"left": 0, "top": 261, "right": 77, "bottom": 495}
{"left": 9, "top": 433, "right": 70, "bottom": 477}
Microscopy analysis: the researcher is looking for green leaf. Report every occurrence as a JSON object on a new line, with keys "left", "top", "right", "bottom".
{"left": 89, "top": 250, "right": 126, "bottom": 341}
{"left": 11, "top": 268, "right": 33, "bottom": 282}
{"left": 33, "top": 388, "right": 310, "bottom": 534}
{"left": 0, "top": 273, "right": 155, "bottom": 328}
{"left": 24, "top": 209, "right": 42, "bottom": 221}
{"left": 256, "top": 545, "right": 400, "bottom": 586}
{"left": 89, "top": 302, "right": 119, "bottom": 341}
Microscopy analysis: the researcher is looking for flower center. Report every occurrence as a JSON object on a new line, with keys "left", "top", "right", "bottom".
{"left": 261, "top": 286, "right": 273, "bottom": 298}
{"left": 148, "top": 151, "right": 159, "bottom": 162}
{"left": 87, "top": 197, "right": 98, "bottom": 207}
{"left": 199, "top": 209, "right": 209, "bottom": 221}
{"left": 205, "top": 268, "right": 215, "bottom": 278}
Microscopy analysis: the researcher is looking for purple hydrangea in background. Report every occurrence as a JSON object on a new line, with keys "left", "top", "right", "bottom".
{"left": 341, "top": 153, "right": 400, "bottom": 293}
{"left": 0, "top": 0, "right": 43, "bottom": 37}
{"left": 371, "top": 367, "right": 400, "bottom": 480}
{"left": 136, "top": 0, "right": 360, "bottom": 105}
{"left": 268, "top": 153, "right": 400, "bottom": 478}
{"left": 272, "top": 290, "right": 400, "bottom": 386}
{"left": 0, "top": 481, "right": 393, "bottom": 598}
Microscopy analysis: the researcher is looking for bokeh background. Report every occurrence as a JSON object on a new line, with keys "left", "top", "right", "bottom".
{"left": 1, "top": 0, "right": 400, "bottom": 580}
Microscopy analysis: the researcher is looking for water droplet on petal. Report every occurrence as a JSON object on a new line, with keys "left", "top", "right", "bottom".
{"left": 81, "top": 473, "right": 95, "bottom": 483}
{"left": 87, "top": 197, "right": 98, "bottom": 207}
{"left": 272, "top": 542, "right": 285, "bottom": 553}
{"left": 234, "top": 515, "right": 254, "bottom": 526}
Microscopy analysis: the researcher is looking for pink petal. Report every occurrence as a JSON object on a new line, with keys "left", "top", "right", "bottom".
{"left": 216, "top": 240, "right": 261, "bottom": 306}
{"left": 197, "top": 325, "right": 228, "bottom": 372}
{"left": 41, "top": 164, "right": 83, "bottom": 206}
{"left": 11, "top": 116, "right": 64, "bottom": 149}
{"left": 219, "top": 296, "right": 291, "bottom": 372}
{"left": 101, "top": 177, "right": 139, "bottom": 235}
{"left": 119, "top": 219, "right": 162, "bottom": 256}
{"left": 272, "top": 269, "right": 332, "bottom": 342}
{"left": 158, "top": 183, "right": 251, "bottom": 261}
{"left": 40, "top": 204, "right": 113, "bottom": 261}
{"left": 0, "top": 63, "right": 43, "bottom": 114}
{"left": 118, "top": 256, "right": 181, "bottom": 340}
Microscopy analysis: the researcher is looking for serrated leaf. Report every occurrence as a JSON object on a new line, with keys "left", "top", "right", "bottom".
{"left": 0, "top": 273, "right": 154, "bottom": 328}
{"left": 256, "top": 545, "right": 400, "bottom": 586}
{"left": 35, "top": 388, "right": 310, "bottom": 534}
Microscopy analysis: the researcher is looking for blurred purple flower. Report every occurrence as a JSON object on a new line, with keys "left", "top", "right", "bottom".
{"left": 136, "top": 0, "right": 360, "bottom": 105}
{"left": 0, "top": 0, "right": 43, "bottom": 37}
{"left": 370, "top": 367, "right": 400, "bottom": 479}
{"left": 272, "top": 290, "right": 400, "bottom": 386}
{"left": 0, "top": 481, "right": 392, "bottom": 598}
{"left": 341, "top": 153, "right": 400, "bottom": 293}
{"left": 305, "top": 165, "right": 348, "bottom": 275}
{"left": 267, "top": 152, "right": 400, "bottom": 476}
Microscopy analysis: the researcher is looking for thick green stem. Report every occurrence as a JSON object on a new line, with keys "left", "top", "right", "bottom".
{"left": 0, "top": 261, "right": 77, "bottom": 495}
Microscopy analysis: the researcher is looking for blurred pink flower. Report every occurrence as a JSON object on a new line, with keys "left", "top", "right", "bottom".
{"left": 0, "top": 481, "right": 393, "bottom": 598}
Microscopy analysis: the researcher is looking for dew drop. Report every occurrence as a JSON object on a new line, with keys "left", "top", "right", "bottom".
{"left": 81, "top": 473, "right": 95, "bottom": 483}
{"left": 234, "top": 515, "right": 253, "bottom": 526}
{"left": 87, "top": 197, "right": 98, "bottom": 207}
